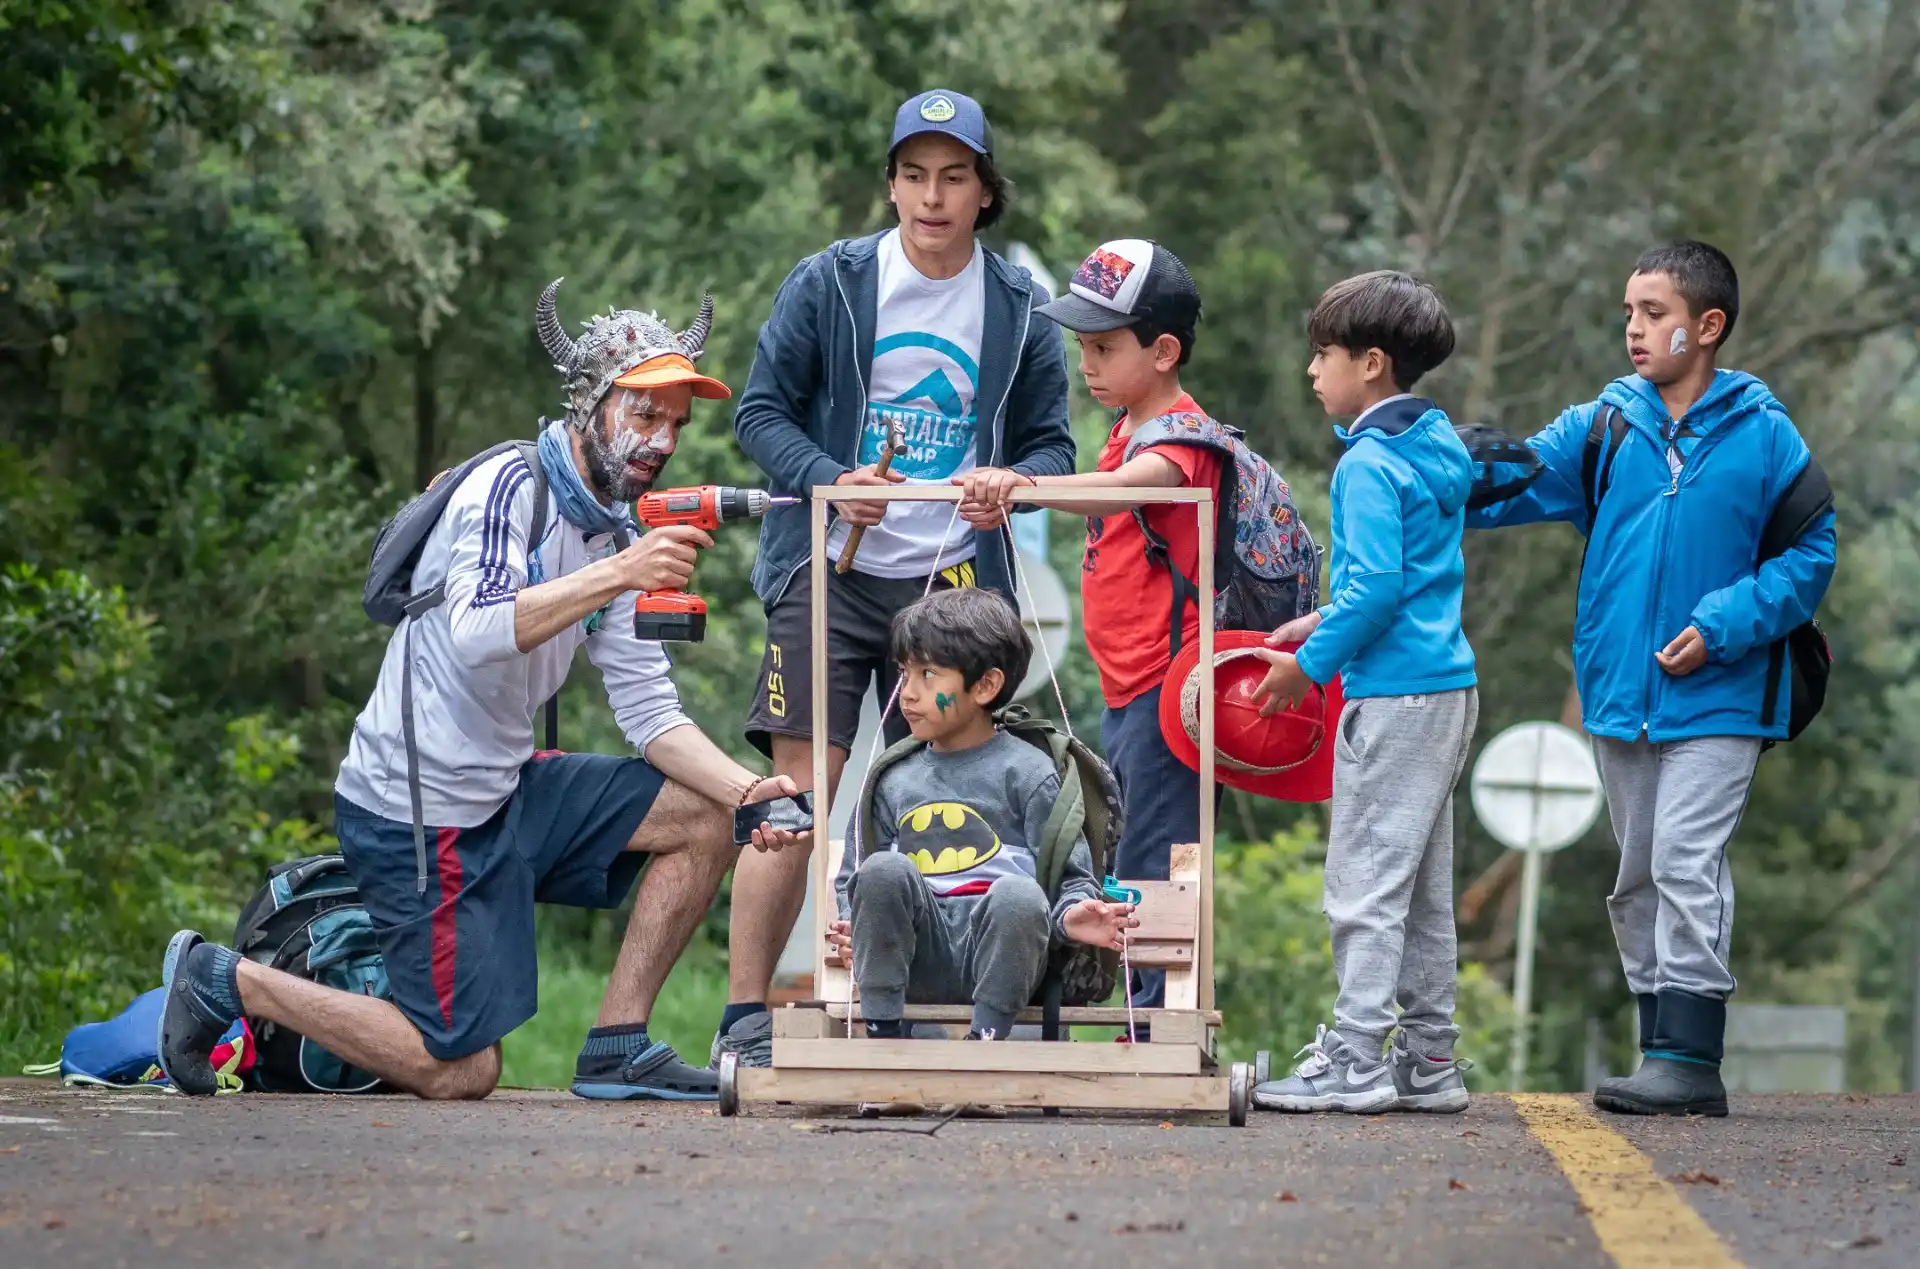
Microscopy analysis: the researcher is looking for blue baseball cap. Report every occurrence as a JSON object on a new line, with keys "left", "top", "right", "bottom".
{"left": 890, "top": 89, "right": 993, "bottom": 158}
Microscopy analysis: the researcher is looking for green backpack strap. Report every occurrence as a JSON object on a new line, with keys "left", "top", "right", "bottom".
{"left": 854, "top": 734, "right": 929, "bottom": 862}
{"left": 994, "top": 706, "right": 1089, "bottom": 901}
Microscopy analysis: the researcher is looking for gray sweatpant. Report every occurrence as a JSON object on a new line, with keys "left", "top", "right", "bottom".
{"left": 1591, "top": 735, "right": 1762, "bottom": 999}
{"left": 849, "top": 851, "right": 1052, "bottom": 1037}
{"left": 1325, "top": 688, "right": 1479, "bottom": 1059}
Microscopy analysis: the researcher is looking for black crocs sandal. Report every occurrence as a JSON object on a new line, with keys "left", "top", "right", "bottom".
{"left": 571, "top": 1041, "right": 719, "bottom": 1101}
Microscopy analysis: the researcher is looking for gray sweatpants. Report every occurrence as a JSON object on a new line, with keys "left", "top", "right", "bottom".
{"left": 1591, "top": 736, "right": 1762, "bottom": 999}
{"left": 1325, "top": 688, "right": 1479, "bottom": 1059}
{"left": 848, "top": 852, "right": 1052, "bottom": 1037}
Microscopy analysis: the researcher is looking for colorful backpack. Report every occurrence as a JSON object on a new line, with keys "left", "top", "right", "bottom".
{"left": 1120, "top": 410, "right": 1321, "bottom": 654}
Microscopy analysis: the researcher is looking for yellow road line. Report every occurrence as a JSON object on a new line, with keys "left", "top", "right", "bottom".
{"left": 1512, "top": 1094, "right": 1744, "bottom": 1269}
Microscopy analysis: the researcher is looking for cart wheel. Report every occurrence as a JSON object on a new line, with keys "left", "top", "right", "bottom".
{"left": 1254, "top": 1049, "right": 1271, "bottom": 1087}
{"left": 1228, "top": 1062, "right": 1252, "bottom": 1127}
{"left": 717, "top": 1050, "right": 739, "bottom": 1118}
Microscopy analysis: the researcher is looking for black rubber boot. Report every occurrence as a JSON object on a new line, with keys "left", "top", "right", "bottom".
{"left": 1591, "top": 1057, "right": 1728, "bottom": 1116}
{"left": 1636, "top": 993, "right": 1658, "bottom": 1052}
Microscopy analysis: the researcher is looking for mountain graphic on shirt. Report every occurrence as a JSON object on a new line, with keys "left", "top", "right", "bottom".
{"left": 860, "top": 331, "right": 979, "bottom": 479}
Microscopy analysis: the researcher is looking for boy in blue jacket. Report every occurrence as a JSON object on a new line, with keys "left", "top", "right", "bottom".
{"left": 1248, "top": 271, "right": 1480, "bottom": 1114}
{"left": 1470, "top": 242, "right": 1836, "bottom": 1116}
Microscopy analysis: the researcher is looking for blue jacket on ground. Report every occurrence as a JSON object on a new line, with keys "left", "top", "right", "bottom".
{"left": 1295, "top": 397, "right": 1478, "bottom": 699}
{"left": 733, "top": 231, "right": 1075, "bottom": 607}
{"left": 1467, "top": 371, "right": 1837, "bottom": 743}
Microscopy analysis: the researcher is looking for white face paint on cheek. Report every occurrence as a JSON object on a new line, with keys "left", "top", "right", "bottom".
{"left": 606, "top": 388, "right": 655, "bottom": 462}
{"left": 1669, "top": 328, "right": 1689, "bottom": 356}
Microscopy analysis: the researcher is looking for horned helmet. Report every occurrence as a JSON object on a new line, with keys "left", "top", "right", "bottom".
{"left": 533, "top": 278, "right": 729, "bottom": 432}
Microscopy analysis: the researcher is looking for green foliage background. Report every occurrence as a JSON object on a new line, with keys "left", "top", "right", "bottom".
{"left": 5, "top": 0, "right": 1918, "bottom": 1090}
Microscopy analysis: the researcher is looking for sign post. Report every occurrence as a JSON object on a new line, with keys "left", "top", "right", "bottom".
{"left": 1468, "top": 722, "right": 1604, "bottom": 1090}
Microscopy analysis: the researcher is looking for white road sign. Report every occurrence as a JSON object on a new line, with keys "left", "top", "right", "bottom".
{"left": 1470, "top": 721, "right": 1604, "bottom": 854}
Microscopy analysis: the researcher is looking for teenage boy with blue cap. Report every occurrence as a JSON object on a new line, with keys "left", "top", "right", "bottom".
{"left": 721, "top": 89, "right": 1075, "bottom": 1069}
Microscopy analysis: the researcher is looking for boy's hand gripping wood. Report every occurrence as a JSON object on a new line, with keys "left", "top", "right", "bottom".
{"left": 834, "top": 420, "right": 907, "bottom": 573}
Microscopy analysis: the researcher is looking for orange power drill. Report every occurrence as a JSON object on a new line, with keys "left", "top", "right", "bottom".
{"left": 630, "top": 486, "right": 796, "bottom": 642}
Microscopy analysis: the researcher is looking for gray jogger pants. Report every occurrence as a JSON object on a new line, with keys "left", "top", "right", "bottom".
{"left": 1591, "top": 735, "right": 1762, "bottom": 999}
{"left": 1325, "top": 688, "right": 1479, "bottom": 1059}
{"left": 848, "top": 851, "right": 1051, "bottom": 1037}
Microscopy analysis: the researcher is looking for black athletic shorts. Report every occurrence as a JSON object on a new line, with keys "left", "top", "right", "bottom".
{"left": 745, "top": 560, "right": 975, "bottom": 757}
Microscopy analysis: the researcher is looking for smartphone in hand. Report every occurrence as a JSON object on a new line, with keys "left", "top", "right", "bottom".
{"left": 732, "top": 791, "right": 814, "bottom": 847}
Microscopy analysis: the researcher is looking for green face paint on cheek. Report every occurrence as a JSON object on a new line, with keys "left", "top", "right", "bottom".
{"left": 935, "top": 692, "right": 955, "bottom": 715}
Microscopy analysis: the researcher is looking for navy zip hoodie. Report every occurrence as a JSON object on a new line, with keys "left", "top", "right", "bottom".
{"left": 733, "top": 231, "right": 1075, "bottom": 606}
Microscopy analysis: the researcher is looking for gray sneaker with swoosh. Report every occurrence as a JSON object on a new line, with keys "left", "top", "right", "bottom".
{"left": 1389, "top": 1031, "right": 1473, "bottom": 1112}
{"left": 1251, "top": 1025, "right": 1398, "bottom": 1113}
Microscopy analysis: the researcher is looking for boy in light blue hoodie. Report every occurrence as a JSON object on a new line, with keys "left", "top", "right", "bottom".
{"left": 1248, "top": 271, "right": 1479, "bottom": 1115}
{"left": 1469, "top": 242, "right": 1836, "bottom": 1116}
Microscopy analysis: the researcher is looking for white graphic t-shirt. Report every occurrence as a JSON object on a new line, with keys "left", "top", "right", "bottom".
{"left": 826, "top": 229, "right": 985, "bottom": 577}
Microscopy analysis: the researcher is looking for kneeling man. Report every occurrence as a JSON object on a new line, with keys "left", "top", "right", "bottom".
{"left": 157, "top": 281, "right": 807, "bottom": 1101}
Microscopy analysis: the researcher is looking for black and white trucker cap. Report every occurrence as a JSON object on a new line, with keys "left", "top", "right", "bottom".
{"left": 1034, "top": 239, "right": 1202, "bottom": 334}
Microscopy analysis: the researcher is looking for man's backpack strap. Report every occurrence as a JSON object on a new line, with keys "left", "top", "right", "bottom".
{"left": 513, "top": 441, "right": 562, "bottom": 753}
{"left": 1581, "top": 404, "right": 1629, "bottom": 529}
{"left": 1757, "top": 456, "right": 1835, "bottom": 730}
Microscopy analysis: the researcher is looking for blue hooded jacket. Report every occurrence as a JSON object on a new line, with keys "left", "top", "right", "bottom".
{"left": 1467, "top": 371, "right": 1837, "bottom": 743}
{"left": 733, "top": 231, "right": 1075, "bottom": 606}
{"left": 1295, "top": 397, "right": 1478, "bottom": 698}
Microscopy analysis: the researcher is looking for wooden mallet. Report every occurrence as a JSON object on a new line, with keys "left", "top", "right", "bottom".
{"left": 834, "top": 421, "right": 905, "bottom": 574}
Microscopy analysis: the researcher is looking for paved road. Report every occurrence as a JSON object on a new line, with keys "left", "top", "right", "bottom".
{"left": 1, "top": 1081, "right": 1913, "bottom": 1268}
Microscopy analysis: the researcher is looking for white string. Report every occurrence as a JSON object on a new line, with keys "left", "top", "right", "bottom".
{"left": 1009, "top": 527, "right": 1136, "bottom": 1048}
{"left": 839, "top": 498, "right": 967, "bottom": 1041}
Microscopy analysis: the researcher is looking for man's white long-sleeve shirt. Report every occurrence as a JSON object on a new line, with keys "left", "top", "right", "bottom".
{"left": 336, "top": 447, "right": 691, "bottom": 827}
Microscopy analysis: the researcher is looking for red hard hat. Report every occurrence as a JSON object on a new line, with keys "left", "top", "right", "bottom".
{"left": 1156, "top": 630, "right": 1343, "bottom": 802}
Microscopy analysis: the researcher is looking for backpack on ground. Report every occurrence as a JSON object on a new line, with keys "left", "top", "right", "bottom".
{"left": 1582, "top": 405, "right": 1834, "bottom": 744}
{"left": 1119, "top": 411, "right": 1321, "bottom": 656}
{"left": 853, "top": 705, "right": 1124, "bottom": 1008}
{"left": 361, "top": 440, "right": 562, "bottom": 893}
{"left": 232, "top": 855, "right": 396, "bottom": 1094}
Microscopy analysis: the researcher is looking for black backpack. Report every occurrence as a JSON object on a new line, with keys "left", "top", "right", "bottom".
{"left": 1455, "top": 422, "right": 1546, "bottom": 510}
{"left": 232, "top": 856, "right": 395, "bottom": 1094}
{"left": 854, "top": 706, "right": 1124, "bottom": 1009}
{"left": 360, "top": 440, "right": 567, "bottom": 892}
{"left": 1583, "top": 405, "right": 1833, "bottom": 743}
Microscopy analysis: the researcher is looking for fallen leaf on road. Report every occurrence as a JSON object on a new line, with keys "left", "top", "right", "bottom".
{"left": 0, "top": 1147, "right": 17, "bottom": 1154}
{"left": 1673, "top": 1171, "right": 1721, "bottom": 1186}
{"left": 1116, "top": 1220, "right": 1186, "bottom": 1235}
{"left": 305, "top": 1228, "right": 326, "bottom": 1241}
{"left": 1448, "top": 1179, "right": 1469, "bottom": 1192}
{"left": 1158, "top": 1122, "right": 1173, "bottom": 1129}
{"left": 371, "top": 1121, "right": 393, "bottom": 1128}
{"left": 633, "top": 1164, "right": 649, "bottom": 1175}
{"left": 455, "top": 1230, "right": 475, "bottom": 1244}
{"left": 1064, "top": 1212, "right": 1078, "bottom": 1222}
{"left": 1825, "top": 1235, "right": 1882, "bottom": 1250}
{"left": 1460, "top": 1130, "right": 1479, "bottom": 1138}
{"left": 44, "top": 1218, "right": 65, "bottom": 1230}
{"left": 1276, "top": 1191, "right": 1298, "bottom": 1203}
{"left": 1889, "top": 1154, "right": 1906, "bottom": 1167}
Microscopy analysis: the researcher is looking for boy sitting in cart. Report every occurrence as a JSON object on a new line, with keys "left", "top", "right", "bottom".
{"left": 828, "top": 588, "right": 1138, "bottom": 1041}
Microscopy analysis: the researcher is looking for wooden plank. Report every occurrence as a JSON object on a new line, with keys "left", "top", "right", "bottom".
{"left": 771, "top": 1037, "right": 1200, "bottom": 1074}
{"left": 808, "top": 498, "right": 841, "bottom": 1001}
{"left": 1161, "top": 843, "right": 1202, "bottom": 1011}
{"left": 813, "top": 486, "right": 1208, "bottom": 506}
{"left": 772, "top": 1006, "right": 835, "bottom": 1040}
{"left": 1195, "top": 496, "right": 1216, "bottom": 1013}
{"left": 1125, "top": 941, "right": 1193, "bottom": 968}
{"left": 736, "top": 1068, "right": 1228, "bottom": 1112}
{"left": 1124, "top": 878, "right": 1198, "bottom": 942}
{"left": 819, "top": 1003, "right": 1222, "bottom": 1026}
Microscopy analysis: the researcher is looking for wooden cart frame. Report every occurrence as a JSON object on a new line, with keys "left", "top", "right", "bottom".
{"left": 717, "top": 484, "right": 1253, "bottom": 1124}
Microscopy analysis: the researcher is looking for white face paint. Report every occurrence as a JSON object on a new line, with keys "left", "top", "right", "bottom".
{"left": 1669, "top": 328, "right": 1689, "bottom": 356}
{"left": 582, "top": 387, "right": 675, "bottom": 502}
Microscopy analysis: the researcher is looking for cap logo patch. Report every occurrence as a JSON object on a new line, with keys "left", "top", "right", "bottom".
{"left": 919, "top": 95, "right": 957, "bottom": 123}
{"left": 1074, "top": 247, "right": 1137, "bottom": 302}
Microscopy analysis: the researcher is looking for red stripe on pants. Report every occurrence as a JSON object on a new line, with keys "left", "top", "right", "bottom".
{"left": 432, "top": 826, "right": 462, "bottom": 1029}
